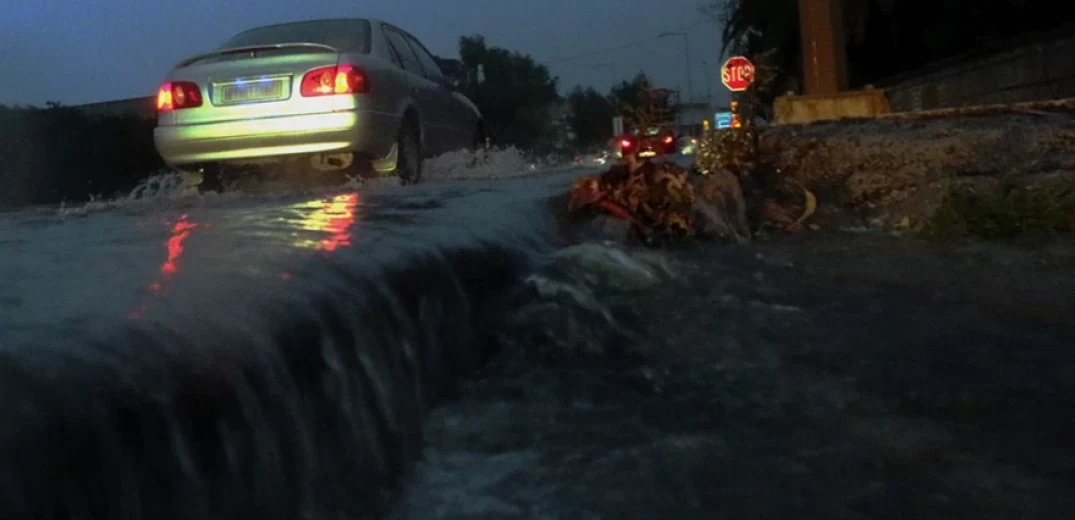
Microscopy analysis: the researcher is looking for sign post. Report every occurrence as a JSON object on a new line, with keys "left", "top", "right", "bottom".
{"left": 612, "top": 116, "right": 624, "bottom": 136}
{"left": 720, "top": 56, "right": 756, "bottom": 92}
{"left": 714, "top": 112, "right": 733, "bottom": 129}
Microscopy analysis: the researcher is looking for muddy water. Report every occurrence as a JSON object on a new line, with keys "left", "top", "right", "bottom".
{"left": 0, "top": 168, "right": 586, "bottom": 519}
{"left": 391, "top": 233, "right": 1075, "bottom": 520}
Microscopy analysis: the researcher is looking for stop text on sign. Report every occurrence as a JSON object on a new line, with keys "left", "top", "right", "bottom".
{"left": 721, "top": 56, "right": 755, "bottom": 92}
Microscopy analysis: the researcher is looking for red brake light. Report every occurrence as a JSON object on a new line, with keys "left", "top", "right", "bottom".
{"left": 663, "top": 135, "right": 674, "bottom": 144}
{"left": 156, "top": 81, "right": 202, "bottom": 112}
{"left": 301, "top": 65, "right": 368, "bottom": 97}
{"left": 620, "top": 138, "right": 632, "bottom": 148}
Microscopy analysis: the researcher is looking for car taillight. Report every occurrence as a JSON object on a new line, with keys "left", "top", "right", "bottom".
{"left": 156, "top": 81, "right": 202, "bottom": 111}
{"left": 663, "top": 134, "right": 678, "bottom": 153}
{"left": 620, "top": 138, "right": 633, "bottom": 149}
{"left": 301, "top": 65, "right": 368, "bottom": 97}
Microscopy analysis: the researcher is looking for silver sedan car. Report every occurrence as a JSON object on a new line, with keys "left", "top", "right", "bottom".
{"left": 153, "top": 18, "right": 484, "bottom": 190}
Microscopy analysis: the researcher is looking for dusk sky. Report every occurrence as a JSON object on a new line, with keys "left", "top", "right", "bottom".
{"left": 0, "top": 0, "right": 730, "bottom": 107}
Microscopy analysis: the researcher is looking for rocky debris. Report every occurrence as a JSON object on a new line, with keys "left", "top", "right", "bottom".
{"left": 566, "top": 102, "right": 1075, "bottom": 243}
{"left": 689, "top": 168, "right": 751, "bottom": 242}
{"left": 568, "top": 160, "right": 697, "bottom": 245}
{"left": 758, "top": 108, "right": 1075, "bottom": 224}
{"left": 565, "top": 152, "right": 820, "bottom": 246}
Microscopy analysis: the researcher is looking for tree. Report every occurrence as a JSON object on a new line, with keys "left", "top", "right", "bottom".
{"left": 433, "top": 56, "right": 468, "bottom": 89}
{"left": 565, "top": 86, "right": 617, "bottom": 149}
{"left": 609, "top": 73, "right": 678, "bottom": 132}
{"left": 703, "top": 0, "right": 801, "bottom": 107}
{"left": 455, "top": 35, "right": 561, "bottom": 149}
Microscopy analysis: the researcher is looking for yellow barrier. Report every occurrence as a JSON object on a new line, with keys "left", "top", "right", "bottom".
{"left": 773, "top": 88, "right": 891, "bottom": 125}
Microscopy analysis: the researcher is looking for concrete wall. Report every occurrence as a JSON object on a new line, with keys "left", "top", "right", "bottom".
{"left": 883, "top": 33, "right": 1075, "bottom": 112}
{"left": 74, "top": 96, "right": 157, "bottom": 120}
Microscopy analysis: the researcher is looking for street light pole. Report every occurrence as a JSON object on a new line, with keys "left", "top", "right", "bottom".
{"left": 653, "top": 30, "right": 696, "bottom": 105}
{"left": 682, "top": 33, "right": 693, "bottom": 106}
{"left": 657, "top": 29, "right": 692, "bottom": 135}
{"left": 702, "top": 60, "right": 713, "bottom": 108}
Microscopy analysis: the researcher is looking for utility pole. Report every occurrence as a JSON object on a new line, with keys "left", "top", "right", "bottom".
{"left": 798, "top": 0, "right": 848, "bottom": 95}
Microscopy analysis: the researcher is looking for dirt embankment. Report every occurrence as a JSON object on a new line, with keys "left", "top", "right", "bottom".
{"left": 758, "top": 105, "right": 1075, "bottom": 228}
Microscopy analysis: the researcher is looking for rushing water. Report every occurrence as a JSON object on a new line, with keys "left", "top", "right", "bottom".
{"left": 0, "top": 168, "right": 588, "bottom": 520}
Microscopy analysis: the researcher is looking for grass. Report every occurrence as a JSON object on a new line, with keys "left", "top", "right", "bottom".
{"left": 924, "top": 182, "right": 1075, "bottom": 240}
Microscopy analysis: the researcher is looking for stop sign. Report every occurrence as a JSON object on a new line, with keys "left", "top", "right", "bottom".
{"left": 721, "top": 56, "right": 755, "bottom": 92}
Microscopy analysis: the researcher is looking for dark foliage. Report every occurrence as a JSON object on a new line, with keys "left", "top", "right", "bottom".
{"left": 455, "top": 35, "right": 561, "bottom": 150}
{"left": 710, "top": 0, "right": 1075, "bottom": 99}
{"left": 565, "top": 86, "right": 617, "bottom": 149}
{"left": 0, "top": 103, "right": 164, "bottom": 209}
{"left": 926, "top": 183, "right": 1075, "bottom": 240}
{"left": 609, "top": 73, "right": 678, "bottom": 131}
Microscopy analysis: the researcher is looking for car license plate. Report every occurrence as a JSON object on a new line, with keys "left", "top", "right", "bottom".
{"left": 219, "top": 80, "right": 283, "bottom": 104}
{"left": 638, "top": 150, "right": 657, "bottom": 158}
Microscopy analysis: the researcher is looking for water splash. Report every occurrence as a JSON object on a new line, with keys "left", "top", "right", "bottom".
{"left": 53, "top": 147, "right": 558, "bottom": 219}
{"left": 389, "top": 243, "right": 680, "bottom": 520}
{"left": 56, "top": 170, "right": 204, "bottom": 217}
{"left": 422, "top": 147, "right": 558, "bottom": 181}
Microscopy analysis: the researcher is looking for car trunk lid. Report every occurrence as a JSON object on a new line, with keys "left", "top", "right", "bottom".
{"left": 167, "top": 44, "right": 342, "bottom": 125}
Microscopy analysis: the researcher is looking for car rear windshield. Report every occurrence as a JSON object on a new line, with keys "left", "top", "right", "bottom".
{"left": 221, "top": 19, "right": 372, "bottom": 53}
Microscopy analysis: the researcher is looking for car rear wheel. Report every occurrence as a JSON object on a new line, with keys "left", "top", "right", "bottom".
{"left": 473, "top": 123, "right": 487, "bottom": 151}
{"left": 397, "top": 121, "right": 421, "bottom": 185}
{"left": 198, "top": 164, "right": 224, "bottom": 193}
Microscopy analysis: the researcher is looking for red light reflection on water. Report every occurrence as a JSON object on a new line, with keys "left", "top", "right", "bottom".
{"left": 292, "top": 193, "right": 359, "bottom": 253}
{"left": 317, "top": 193, "right": 358, "bottom": 252}
{"left": 160, "top": 217, "right": 197, "bottom": 276}
{"left": 128, "top": 214, "right": 199, "bottom": 320}
{"left": 129, "top": 193, "right": 357, "bottom": 320}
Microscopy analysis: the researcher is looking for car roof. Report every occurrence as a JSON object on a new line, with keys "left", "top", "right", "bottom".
{"left": 234, "top": 17, "right": 400, "bottom": 32}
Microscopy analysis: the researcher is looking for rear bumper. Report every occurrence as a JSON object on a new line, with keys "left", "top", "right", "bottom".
{"left": 153, "top": 109, "right": 399, "bottom": 166}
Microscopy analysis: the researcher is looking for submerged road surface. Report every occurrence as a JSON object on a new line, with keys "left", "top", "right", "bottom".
{"left": 0, "top": 168, "right": 588, "bottom": 519}
{"left": 3, "top": 155, "right": 1073, "bottom": 520}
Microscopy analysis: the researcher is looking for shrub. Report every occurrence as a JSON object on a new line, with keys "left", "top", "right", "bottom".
{"left": 925, "top": 182, "right": 1075, "bottom": 239}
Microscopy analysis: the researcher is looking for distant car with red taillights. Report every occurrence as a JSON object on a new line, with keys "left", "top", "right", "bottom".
{"left": 153, "top": 18, "right": 484, "bottom": 190}
{"left": 617, "top": 126, "right": 678, "bottom": 160}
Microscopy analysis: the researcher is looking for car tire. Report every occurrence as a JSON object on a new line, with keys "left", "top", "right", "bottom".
{"left": 198, "top": 164, "right": 224, "bottom": 193}
{"left": 397, "top": 120, "right": 422, "bottom": 186}
{"left": 473, "top": 122, "right": 487, "bottom": 151}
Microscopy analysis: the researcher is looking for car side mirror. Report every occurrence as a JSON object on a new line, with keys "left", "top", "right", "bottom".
{"left": 444, "top": 76, "right": 463, "bottom": 90}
